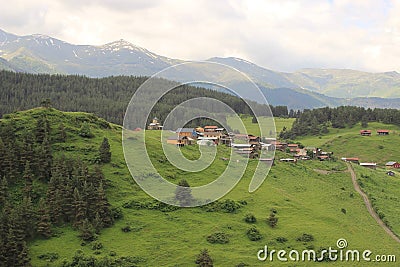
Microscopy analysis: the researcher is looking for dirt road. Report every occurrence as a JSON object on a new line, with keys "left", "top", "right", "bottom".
{"left": 346, "top": 163, "right": 400, "bottom": 243}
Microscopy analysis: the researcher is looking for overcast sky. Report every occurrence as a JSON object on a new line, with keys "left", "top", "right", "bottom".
{"left": 1, "top": 0, "right": 399, "bottom": 72}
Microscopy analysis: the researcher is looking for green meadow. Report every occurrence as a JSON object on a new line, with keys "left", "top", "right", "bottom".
{"left": 2, "top": 109, "right": 399, "bottom": 266}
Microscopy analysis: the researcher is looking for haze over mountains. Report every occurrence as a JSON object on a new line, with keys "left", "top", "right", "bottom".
{"left": 1, "top": 28, "right": 399, "bottom": 109}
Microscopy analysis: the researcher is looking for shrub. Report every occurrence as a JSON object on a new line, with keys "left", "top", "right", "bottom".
{"left": 247, "top": 227, "right": 263, "bottom": 241}
{"left": 111, "top": 207, "right": 123, "bottom": 220}
{"left": 91, "top": 241, "right": 103, "bottom": 250}
{"left": 121, "top": 226, "right": 131, "bottom": 232}
{"left": 267, "top": 213, "right": 278, "bottom": 228}
{"left": 109, "top": 251, "right": 117, "bottom": 257}
{"left": 244, "top": 213, "right": 257, "bottom": 223}
{"left": 296, "top": 233, "right": 314, "bottom": 242}
{"left": 37, "top": 252, "right": 59, "bottom": 262}
{"left": 195, "top": 249, "right": 213, "bottom": 267}
{"left": 207, "top": 232, "right": 229, "bottom": 244}
{"left": 78, "top": 122, "right": 94, "bottom": 138}
{"left": 276, "top": 237, "right": 288, "bottom": 243}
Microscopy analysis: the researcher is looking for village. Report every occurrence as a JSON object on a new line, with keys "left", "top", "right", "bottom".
{"left": 148, "top": 117, "right": 399, "bottom": 176}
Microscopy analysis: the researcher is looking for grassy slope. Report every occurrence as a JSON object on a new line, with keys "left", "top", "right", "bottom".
{"left": 227, "top": 115, "right": 295, "bottom": 137}
{"left": 2, "top": 109, "right": 399, "bottom": 266}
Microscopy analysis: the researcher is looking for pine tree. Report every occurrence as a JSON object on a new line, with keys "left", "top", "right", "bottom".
{"left": 0, "top": 176, "right": 8, "bottom": 207}
{"left": 58, "top": 123, "right": 67, "bottom": 142}
{"left": 99, "top": 137, "right": 111, "bottom": 163}
{"left": 79, "top": 219, "right": 96, "bottom": 242}
{"left": 40, "top": 98, "right": 52, "bottom": 109}
{"left": 95, "top": 182, "right": 113, "bottom": 227}
{"left": 37, "top": 199, "right": 52, "bottom": 239}
{"left": 35, "top": 115, "right": 50, "bottom": 144}
{"left": 38, "top": 134, "right": 53, "bottom": 182}
{"left": 267, "top": 213, "right": 278, "bottom": 228}
{"left": 22, "top": 161, "right": 33, "bottom": 198}
{"left": 73, "top": 188, "right": 86, "bottom": 228}
{"left": 20, "top": 197, "right": 36, "bottom": 239}
{"left": 175, "top": 179, "right": 193, "bottom": 207}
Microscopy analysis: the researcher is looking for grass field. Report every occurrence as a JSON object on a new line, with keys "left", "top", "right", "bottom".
{"left": 3, "top": 109, "right": 399, "bottom": 266}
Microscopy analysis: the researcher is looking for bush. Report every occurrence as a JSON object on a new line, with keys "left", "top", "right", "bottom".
{"left": 78, "top": 122, "right": 94, "bottom": 138}
{"left": 244, "top": 213, "right": 257, "bottom": 223}
{"left": 276, "top": 237, "right": 288, "bottom": 243}
{"left": 195, "top": 249, "right": 213, "bottom": 266}
{"left": 37, "top": 252, "right": 59, "bottom": 262}
{"left": 201, "top": 199, "right": 242, "bottom": 213}
{"left": 111, "top": 207, "right": 124, "bottom": 220}
{"left": 296, "top": 233, "right": 314, "bottom": 242}
{"left": 121, "top": 226, "right": 131, "bottom": 232}
{"left": 246, "top": 227, "right": 263, "bottom": 241}
{"left": 207, "top": 232, "right": 229, "bottom": 244}
{"left": 91, "top": 241, "right": 103, "bottom": 250}
{"left": 267, "top": 213, "right": 278, "bottom": 228}
{"left": 109, "top": 251, "right": 117, "bottom": 257}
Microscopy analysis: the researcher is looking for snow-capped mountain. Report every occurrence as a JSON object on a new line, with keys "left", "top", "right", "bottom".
{"left": 0, "top": 29, "right": 180, "bottom": 76}
{"left": 0, "top": 28, "right": 400, "bottom": 109}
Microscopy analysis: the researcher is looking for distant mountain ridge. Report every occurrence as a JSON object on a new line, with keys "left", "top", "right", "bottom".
{"left": 0, "top": 28, "right": 399, "bottom": 109}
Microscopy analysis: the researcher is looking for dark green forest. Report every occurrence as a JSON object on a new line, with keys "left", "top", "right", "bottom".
{"left": 280, "top": 106, "right": 400, "bottom": 139}
{"left": 0, "top": 71, "right": 291, "bottom": 127}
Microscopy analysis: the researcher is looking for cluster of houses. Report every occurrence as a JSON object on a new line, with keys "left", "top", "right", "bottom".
{"left": 340, "top": 158, "right": 399, "bottom": 176}
{"left": 360, "top": 129, "right": 390, "bottom": 136}
{"left": 147, "top": 118, "right": 398, "bottom": 176}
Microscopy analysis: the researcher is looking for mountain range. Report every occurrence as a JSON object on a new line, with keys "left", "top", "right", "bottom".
{"left": 1, "top": 28, "right": 399, "bottom": 109}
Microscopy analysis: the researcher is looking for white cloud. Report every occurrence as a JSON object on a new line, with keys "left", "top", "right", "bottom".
{"left": 0, "top": 0, "right": 399, "bottom": 72}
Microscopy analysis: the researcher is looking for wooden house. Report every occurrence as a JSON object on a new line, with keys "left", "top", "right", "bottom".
{"left": 377, "top": 130, "right": 390, "bottom": 135}
{"left": 287, "top": 144, "right": 299, "bottom": 153}
{"left": 385, "top": 161, "right": 400, "bottom": 169}
{"left": 202, "top": 131, "right": 222, "bottom": 139}
{"left": 167, "top": 136, "right": 193, "bottom": 146}
{"left": 204, "top": 126, "right": 218, "bottom": 132}
{"left": 195, "top": 127, "right": 204, "bottom": 133}
{"left": 147, "top": 117, "right": 163, "bottom": 130}
{"left": 342, "top": 157, "right": 360, "bottom": 163}
{"left": 360, "top": 163, "right": 377, "bottom": 169}
{"left": 176, "top": 128, "right": 197, "bottom": 139}
{"left": 360, "top": 130, "right": 371, "bottom": 136}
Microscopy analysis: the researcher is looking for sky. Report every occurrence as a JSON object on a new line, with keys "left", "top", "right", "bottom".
{"left": 0, "top": 0, "right": 399, "bottom": 72}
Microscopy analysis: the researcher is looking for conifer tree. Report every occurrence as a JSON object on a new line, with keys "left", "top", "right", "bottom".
{"left": 0, "top": 176, "right": 8, "bottom": 207}
{"left": 95, "top": 182, "right": 113, "bottom": 227}
{"left": 58, "top": 123, "right": 67, "bottom": 142}
{"left": 73, "top": 188, "right": 86, "bottom": 228}
{"left": 22, "top": 161, "right": 33, "bottom": 198}
{"left": 99, "top": 137, "right": 111, "bottom": 163}
{"left": 79, "top": 218, "right": 96, "bottom": 242}
{"left": 20, "top": 197, "right": 36, "bottom": 239}
{"left": 37, "top": 199, "right": 52, "bottom": 239}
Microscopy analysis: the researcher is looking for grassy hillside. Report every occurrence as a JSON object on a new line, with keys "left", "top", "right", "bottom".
{"left": 1, "top": 108, "right": 399, "bottom": 266}
{"left": 227, "top": 115, "right": 295, "bottom": 137}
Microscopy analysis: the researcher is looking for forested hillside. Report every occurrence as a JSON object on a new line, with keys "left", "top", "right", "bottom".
{"left": 0, "top": 107, "right": 119, "bottom": 266}
{"left": 280, "top": 106, "right": 400, "bottom": 139}
{"left": 0, "top": 71, "right": 291, "bottom": 126}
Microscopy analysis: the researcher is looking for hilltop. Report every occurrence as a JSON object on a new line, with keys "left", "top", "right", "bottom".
{"left": 0, "top": 108, "right": 399, "bottom": 266}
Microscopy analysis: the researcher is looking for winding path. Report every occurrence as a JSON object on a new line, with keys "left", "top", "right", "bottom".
{"left": 346, "top": 163, "right": 400, "bottom": 243}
